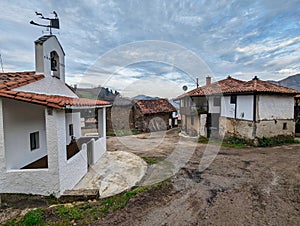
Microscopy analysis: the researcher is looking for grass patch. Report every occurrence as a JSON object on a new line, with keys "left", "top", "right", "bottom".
{"left": 205, "top": 136, "right": 300, "bottom": 148}
{"left": 142, "top": 156, "right": 164, "bottom": 165}
{"left": 256, "top": 136, "right": 300, "bottom": 147}
{"left": 4, "top": 182, "right": 168, "bottom": 225}
{"left": 21, "top": 208, "right": 44, "bottom": 226}
{"left": 198, "top": 136, "right": 208, "bottom": 144}
{"left": 221, "top": 136, "right": 250, "bottom": 148}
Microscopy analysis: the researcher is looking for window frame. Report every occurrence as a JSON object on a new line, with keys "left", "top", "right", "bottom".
{"left": 30, "top": 131, "right": 40, "bottom": 151}
{"left": 69, "top": 124, "right": 74, "bottom": 136}
{"left": 230, "top": 95, "right": 237, "bottom": 104}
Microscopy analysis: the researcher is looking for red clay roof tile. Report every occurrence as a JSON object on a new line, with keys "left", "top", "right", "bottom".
{"left": 135, "top": 99, "right": 176, "bottom": 115}
{"left": 0, "top": 71, "right": 111, "bottom": 109}
{"left": 175, "top": 76, "right": 299, "bottom": 99}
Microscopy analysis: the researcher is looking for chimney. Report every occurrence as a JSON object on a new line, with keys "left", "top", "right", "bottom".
{"left": 206, "top": 76, "right": 211, "bottom": 86}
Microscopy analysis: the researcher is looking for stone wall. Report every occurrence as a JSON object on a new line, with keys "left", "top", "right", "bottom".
{"left": 219, "top": 116, "right": 295, "bottom": 140}
{"left": 106, "top": 106, "right": 135, "bottom": 132}
{"left": 255, "top": 119, "right": 294, "bottom": 138}
{"left": 136, "top": 113, "right": 171, "bottom": 132}
{"left": 219, "top": 116, "right": 254, "bottom": 139}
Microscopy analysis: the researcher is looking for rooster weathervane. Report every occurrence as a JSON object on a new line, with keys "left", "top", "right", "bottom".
{"left": 30, "top": 11, "right": 59, "bottom": 35}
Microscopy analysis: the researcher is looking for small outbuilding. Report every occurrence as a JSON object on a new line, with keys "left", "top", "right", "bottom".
{"left": 133, "top": 99, "right": 177, "bottom": 132}
{"left": 0, "top": 35, "right": 111, "bottom": 197}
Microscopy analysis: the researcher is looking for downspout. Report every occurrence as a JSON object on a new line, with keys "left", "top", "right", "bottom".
{"left": 234, "top": 99, "right": 237, "bottom": 119}
{"left": 252, "top": 94, "right": 257, "bottom": 138}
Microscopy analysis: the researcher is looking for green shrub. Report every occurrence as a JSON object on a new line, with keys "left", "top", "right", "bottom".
{"left": 22, "top": 208, "right": 44, "bottom": 226}
{"left": 256, "top": 136, "right": 299, "bottom": 147}
{"left": 198, "top": 136, "right": 209, "bottom": 143}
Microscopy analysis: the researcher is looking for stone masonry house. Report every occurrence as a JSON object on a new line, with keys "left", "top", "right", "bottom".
{"left": 176, "top": 76, "right": 298, "bottom": 140}
{"left": 134, "top": 99, "right": 177, "bottom": 132}
{"left": 0, "top": 35, "right": 111, "bottom": 197}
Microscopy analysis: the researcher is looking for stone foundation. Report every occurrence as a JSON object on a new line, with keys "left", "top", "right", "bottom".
{"left": 219, "top": 116, "right": 295, "bottom": 140}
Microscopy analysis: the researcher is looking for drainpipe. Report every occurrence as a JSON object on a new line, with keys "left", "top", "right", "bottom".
{"left": 252, "top": 94, "right": 257, "bottom": 138}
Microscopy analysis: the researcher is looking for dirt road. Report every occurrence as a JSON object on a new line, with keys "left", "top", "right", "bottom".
{"left": 100, "top": 129, "right": 300, "bottom": 225}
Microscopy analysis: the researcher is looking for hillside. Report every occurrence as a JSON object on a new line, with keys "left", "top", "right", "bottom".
{"left": 269, "top": 74, "right": 300, "bottom": 90}
{"left": 75, "top": 87, "right": 119, "bottom": 103}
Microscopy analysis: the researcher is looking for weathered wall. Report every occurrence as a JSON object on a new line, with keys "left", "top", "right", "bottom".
{"left": 221, "top": 95, "right": 254, "bottom": 120}
{"left": 221, "top": 96, "right": 235, "bottom": 118}
{"left": 2, "top": 99, "right": 47, "bottom": 169}
{"left": 181, "top": 114, "right": 200, "bottom": 136}
{"left": 208, "top": 96, "right": 221, "bottom": 114}
{"left": 255, "top": 120, "right": 295, "bottom": 138}
{"left": 236, "top": 95, "right": 253, "bottom": 120}
{"left": 258, "top": 95, "right": 294, "bottom": 120}
{"left": 108, "top": 105, "right": 134, "bottom": 132}
{"left": 219, "top": 116, "right": 295, "bottom": 139}
{"left": 136, "top": 113, "right": 172, "bottom": 132}
{"left": 219, "top": 116, "right": 254, "bottom": 139}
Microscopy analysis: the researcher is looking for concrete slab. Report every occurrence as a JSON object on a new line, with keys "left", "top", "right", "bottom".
{"left": 73, "top": 151, "right": 147, "bottom": 198}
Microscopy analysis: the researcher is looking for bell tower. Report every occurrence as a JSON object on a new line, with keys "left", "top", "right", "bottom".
{"left": 34, "top": 35, "right": 65, "bottom": 82}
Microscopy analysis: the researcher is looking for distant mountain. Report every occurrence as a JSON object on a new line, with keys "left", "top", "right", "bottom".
{"left": 75, "top": 86, "right": 120, "bottom": 103}
{"left": 132, "top": 95, "right": 160, "bottom": 100}
{"left": 269, "top": 74, "right": 300, "bottom": 90}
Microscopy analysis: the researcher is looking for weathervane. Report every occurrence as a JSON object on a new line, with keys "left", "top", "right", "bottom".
{"left": 30, "top": 11, "right": 59, "bottom": 35}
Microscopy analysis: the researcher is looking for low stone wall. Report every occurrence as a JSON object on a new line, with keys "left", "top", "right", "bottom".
{"left": 219, "top": 116, "right": 295, "bottom": 140}
{"left": 219, "top": 117, "right": 254, "bottom": 139}
{"left": 255, "top": 119, "right": 295, "bottom": 138}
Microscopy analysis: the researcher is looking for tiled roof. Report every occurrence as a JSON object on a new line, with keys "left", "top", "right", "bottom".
{"left": 135, "top": 99, "right": 176, "bottom": 114}
{"left": 0, "top": 71, "right": 44, "bottom": 90}
{"left": 226, "top": 77, "right": 299, "bottom": 94}
{"left": 0, "top": 71, "right": 110, "bottom": 109}
{"left": 175, "top": 76, "right": 299, "bottom": 99}
{"left": 0, "top": 90, "right": 110, "bottom": 109}
{"left": 175, "top": 76, "right": 245, "bottom": 99}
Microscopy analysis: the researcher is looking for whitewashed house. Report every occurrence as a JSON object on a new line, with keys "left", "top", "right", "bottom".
{"left": 176, "top": 76, "right": 298, "bottom": 140}
{"left": 0, "top": 35, "right": 111, "bottom": 197}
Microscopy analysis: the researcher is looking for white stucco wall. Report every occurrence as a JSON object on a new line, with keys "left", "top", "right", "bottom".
{"left": 221, "top": 96, "right": 235, "bottom": 118}
{"left": 0, "top": 106, "right": 60, "bottom": 196}
{"left": 236, "top": 95, "right": 253, "bottom": 121}
{"left": 258, "top": 95, "right": 294, "bottom": 120}
{"left": 65, "top": 112, "right": 81, "bottom": 144}
{"left": 208, "top": 96, "right": 221, "bottom": 114}
{"left": 0, "top": 106, "right": 88, "bottom": 197}
{"left": 2, "top": 99, "right": 47, "bottom": 169}
{"left": 54, "top": 109, "right": 87, "bottom": 195}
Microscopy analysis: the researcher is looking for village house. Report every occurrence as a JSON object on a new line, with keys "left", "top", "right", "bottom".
{"left": 176, "top": 76, "right": 298, "bottom": 141}
{"left": 0, "top": 35, "right": 111, "bottom": 197}
{"left": 105, "top": 98, "right": 177, "bottom": 133}
{"left": 133, "top": 99, "right": 177, "bottom": 132}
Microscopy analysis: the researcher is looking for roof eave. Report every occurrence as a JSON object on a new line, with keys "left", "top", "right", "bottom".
{"left": 64, "top": 104, "right": 112, "bottom": 110}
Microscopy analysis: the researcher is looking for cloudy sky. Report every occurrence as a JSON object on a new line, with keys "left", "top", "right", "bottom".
{"left": 1, "top": 0, "right": 300, "bottom": 98}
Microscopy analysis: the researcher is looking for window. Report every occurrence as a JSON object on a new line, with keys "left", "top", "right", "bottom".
{"left": 191, "top": 116, "right": 194, "bottom": 125}
{"left": 213, "top": 97, "right": 221, "bottom": 106}
{"left": 283, "top": 123, "right": 287, "bottom": 130}
{"left": 230, "top": 95, "right": 237, "bottom": 104}
{"left": 69, "top": 124, "right": 74, "bottom": 136}
{"left": 30, "top": 131, "right": 39, "bottom": 151}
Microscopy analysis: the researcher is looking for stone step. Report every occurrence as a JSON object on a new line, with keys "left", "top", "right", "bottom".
{"left": 60, "top": 189, "right": 99, "bottom": 202}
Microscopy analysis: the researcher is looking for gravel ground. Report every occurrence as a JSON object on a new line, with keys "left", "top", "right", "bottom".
{"left": 98, "top": 129, "right": 300, "bottom": 225}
